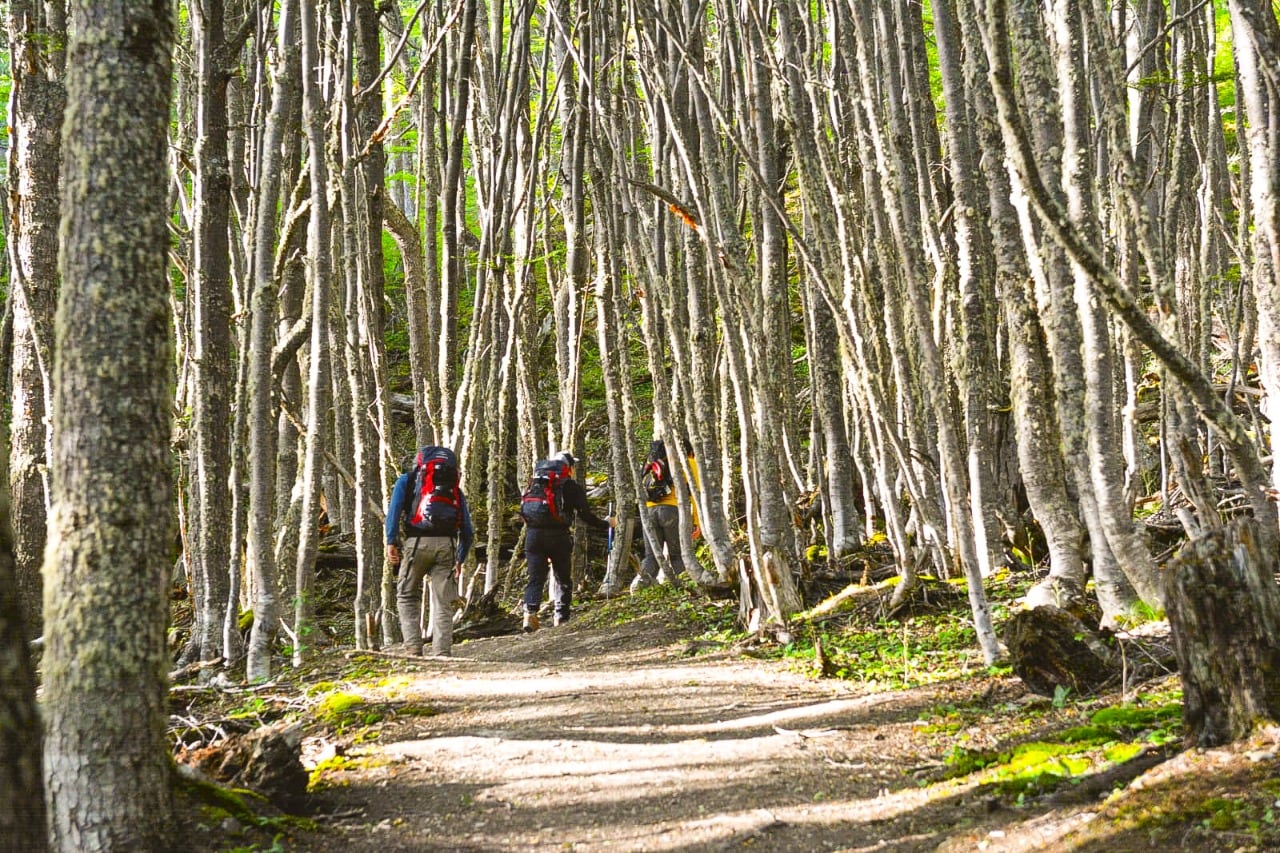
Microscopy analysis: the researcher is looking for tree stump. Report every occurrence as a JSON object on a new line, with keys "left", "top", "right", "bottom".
{"left": 1165, "top": 518, "right": 1280, "bottom": 747}
{"left": 180, "top": 721, "right": 309, "bottom": 812}
{"left": 1003, "top": 605, "right": 1117, "bottom": 697}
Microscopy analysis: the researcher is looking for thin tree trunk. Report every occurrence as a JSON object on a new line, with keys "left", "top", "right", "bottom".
{"left": 245, "top": 0, "right": 298, "bottom": 681}
{"left": 1226, "top": 0, "right": 1280, "bottom": 515}
{"left": 0, "top": 482, "right": 45, "bottom": 849}
{"left": 188, "top": 0, "right": 236, "bottom": 670}
{"left": 293, "top": 0, "right": 334, "bottom": 666}
{"left": 5, "top": 0, "right": 65, "bottom": 641}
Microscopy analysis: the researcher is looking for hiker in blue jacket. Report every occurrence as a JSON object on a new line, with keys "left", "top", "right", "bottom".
{"left": 385, "top": 449, "right": 474, "bottom": 656}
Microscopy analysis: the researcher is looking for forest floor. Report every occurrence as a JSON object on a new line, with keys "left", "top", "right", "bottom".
{"left": 175, "top": 581, "right": 1280, "bottom": 853}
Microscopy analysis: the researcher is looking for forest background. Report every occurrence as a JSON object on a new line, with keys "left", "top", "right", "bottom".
{"left": 2, "top": 0, "right": 1280, "bottom": 849}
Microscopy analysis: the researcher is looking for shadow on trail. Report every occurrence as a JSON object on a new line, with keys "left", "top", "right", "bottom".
{"left": 306, "top": 609, "right": 1169, "bottom": 851}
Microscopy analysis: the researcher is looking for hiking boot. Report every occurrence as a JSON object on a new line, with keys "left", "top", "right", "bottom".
{"left": 553, "top": 613, "right": 569, "bottom": 627}
{"left": 522, "top": 612, "right": 540, "bottom": 633}
{"left": 629, "top": 574, "right": 655, "bottom": 593}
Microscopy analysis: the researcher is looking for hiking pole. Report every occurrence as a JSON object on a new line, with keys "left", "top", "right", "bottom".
{"left": 601, "top": 501, "right": 616, "bottom": 598}
{"left": 606, "top": 502, "right": 615, "bottom": 554}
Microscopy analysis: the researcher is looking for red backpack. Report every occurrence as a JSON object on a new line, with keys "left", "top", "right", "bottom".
{"left": 408, "top": 446, "right": 461, "bottom": 534}
{"left": 641, "top": 440, "right": 673, "bottom": 502}
{"left": 519, "top": 458, "right": 574, "bottom": 528}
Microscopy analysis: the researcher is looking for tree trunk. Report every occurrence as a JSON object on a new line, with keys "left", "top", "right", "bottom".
{"left": 383, "top": 201, "right": 432, "bottom": 447}
{"left": 1165, "top": 519, "right": 1280, "bottom": 747}
{"left": 188, "top": 0, "right": 235, "bottom": 670}
{"left": 0, "top": 483, "right": 45, "bottom": 849}
{"left": 1227, "top": 0, "right": 1280, "bottom": 516}
{"left": 293, "top": 0, "right": 334, "bottom": 666}
{"left": 245, "top": 0, "right": 297, "bottom": 681}
{"left": 5, "top": 0, "right": 65, "bottom": 640}
{"left": 45, "top": 1, "right": 176, "bottom": 846}
{"left": 353, "top": 0, "right": 396, "bottom": 650}
{"left": 437, "top": 0, "right": 479, "bottom": 428}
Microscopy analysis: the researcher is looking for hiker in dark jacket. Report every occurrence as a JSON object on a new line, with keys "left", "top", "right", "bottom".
{"left": 521, "top": 452, "right": 614, "bottom": 632}
{"left": 385, "top": 456, "right": 474, "bottom": 656}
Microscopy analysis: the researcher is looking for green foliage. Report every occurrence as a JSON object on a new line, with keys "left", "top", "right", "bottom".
{"left": 308, "top": 753, "right": 392, "bottom": 792}
{"left": 315, "top": 691, "right": 363, "bottom": 716}
{"left": 228, "top": 697, "right": 272, "bottom": 720}
{"left": 774, "top": 611, "right": 986, "bottom": 688}
{"left": 177, "top": 768, "right": 315, "bottom": 843}
{"left": 935, "top": 692, "right": 1183, "bottom": 802}
{"left": 580, "top": 583, "right": 738, "bottom": 644}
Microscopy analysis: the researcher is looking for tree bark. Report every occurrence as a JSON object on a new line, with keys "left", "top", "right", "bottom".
{"left": 1227, "top": 0, "right": 1280, "bottom": 514}
{"left": 45, "top": 0, "right": 176, "bottom": 845}
{"left": 187, "top": 0, "right": 235, "bottom": 670}
{"left": 5, "top": 0, "right": 65, "bottom": 640}
{"left": 0, "top": 482, "right": 45, "bottom": 850}
{"left": 293, "top": 0, "right": 334, "bottom": 666}
{"left": 244, "top": 0, "right": 297, "bottom": 681}
{"left": 1166, "top": 519, "right": 1280, "bottom": 746}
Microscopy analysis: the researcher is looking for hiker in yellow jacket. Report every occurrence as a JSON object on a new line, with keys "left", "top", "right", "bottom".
{"left": 632, "top": 438, "right": 703, "bottom": 590}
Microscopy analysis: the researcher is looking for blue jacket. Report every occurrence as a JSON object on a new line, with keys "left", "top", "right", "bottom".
{"left": 385, "top": 471, "right": 475, "bottom": 564}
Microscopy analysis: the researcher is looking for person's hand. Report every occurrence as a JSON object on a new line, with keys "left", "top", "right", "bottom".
{"left": 692, "top": 525, "right": 701, "bottom": 540}
{"left": 608, "top": 516, "right": 617, "bottom": 529}
{"left": 386, "top": 543, "right": 401, "bottom": 565}
{"left": 454, "top": 561, "right": 463, "bottom": 579}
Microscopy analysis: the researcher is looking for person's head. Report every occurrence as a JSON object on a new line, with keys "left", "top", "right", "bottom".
{"left": 555, "top": 451, "right": 576, "bottom": 475}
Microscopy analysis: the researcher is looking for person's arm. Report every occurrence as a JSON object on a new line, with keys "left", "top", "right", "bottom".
{"left": 567, "top": 479, "right": 613, "bottom": 531}
{"left": 455, "top": 491, "right": 475, "bottom": 566}
{"left": 385, "top": 472, "right": 411, "bottom": 563}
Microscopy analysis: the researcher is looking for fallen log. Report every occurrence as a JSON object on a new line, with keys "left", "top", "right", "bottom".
{"left": 1003, "top": 605, "right": 1118, "bottom": 697}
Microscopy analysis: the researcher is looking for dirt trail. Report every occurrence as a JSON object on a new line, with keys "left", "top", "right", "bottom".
{"left": 276, "top": 608, "right": 1100, "bottom": 853}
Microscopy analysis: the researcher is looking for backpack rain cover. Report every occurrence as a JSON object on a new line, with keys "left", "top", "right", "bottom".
{"left": 520, "top": 458, "right": 573, "bottom": 528}
{"left": 408, "top": 446, "right": 461, "bottom": 534}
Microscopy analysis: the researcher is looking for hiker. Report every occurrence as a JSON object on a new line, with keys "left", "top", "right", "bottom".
{"left": 518, "top": 451, "right": 615, "bottom": 631}
{"left": 385, "top": 446, "right": 474, "bottom": 656}
{"left": 633, "top": 438, "right": 704, "bottom": 590}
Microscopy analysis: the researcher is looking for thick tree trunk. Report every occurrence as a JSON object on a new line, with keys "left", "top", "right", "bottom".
{"left": 1165, "top": 519, "right": 1280, "bottom": 747}
{"left": 45, "top": 1, "right": 176, "bottom": 846}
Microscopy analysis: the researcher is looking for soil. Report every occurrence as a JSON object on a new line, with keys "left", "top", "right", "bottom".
{"left": 177, "top": 593, "right": 1280, "bottom": 853}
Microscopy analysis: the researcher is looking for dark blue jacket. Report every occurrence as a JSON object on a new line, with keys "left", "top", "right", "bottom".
{"left": 385, "top": 471, "right": 475, "bottom": 564}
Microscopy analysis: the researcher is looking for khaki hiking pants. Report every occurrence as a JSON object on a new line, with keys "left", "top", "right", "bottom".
{"left": 396, "top": 535, "right": 456, "bottom": 655}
